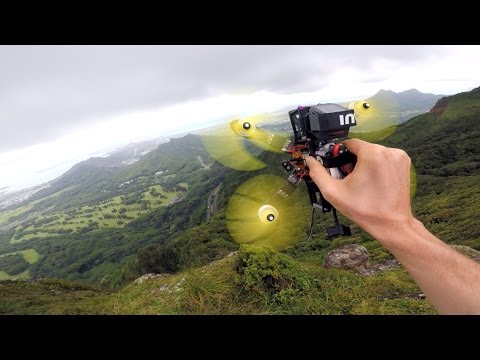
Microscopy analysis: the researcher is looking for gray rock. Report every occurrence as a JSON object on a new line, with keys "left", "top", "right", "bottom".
{"left": 357, "top": 259, "right": 402, "bottom": 276}
{"left": 451, "top": 245, "right": 480, "bottom": 263}
{"left": 325, "top": 244, "right": 369, "bottom": 270}
{"left": 326, "top": 245, "right": 402, "bottom": 276}
{"left": 133, "top": 273, "right": 171, "bottom": 284}
{"left": 379, "top": 292, "right": 426, "bottom": 301}
{"left": 356, "top": 267, "right": 379, "bottom": 276}
{"left": 374, "top": 259, "right": 401, "bottom": 270}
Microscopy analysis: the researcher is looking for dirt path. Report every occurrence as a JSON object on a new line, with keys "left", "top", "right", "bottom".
{"left": 197, "top": 155, "right": 210, "bottom": 169}
{"left": 206, "top": 183, "right": 222, "bottom": 221}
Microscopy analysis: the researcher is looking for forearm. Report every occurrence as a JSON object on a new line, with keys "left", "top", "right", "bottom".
{"left": 372, "top": 218, "right": 480, "bottom": 314}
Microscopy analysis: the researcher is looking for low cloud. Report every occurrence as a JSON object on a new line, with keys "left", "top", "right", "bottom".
{"left": 0, "top": 45, "right": 457, "bottom": 152}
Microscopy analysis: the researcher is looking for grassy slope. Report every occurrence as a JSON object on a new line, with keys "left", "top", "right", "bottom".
{"left": 0, "top": 279, "right": 113, "bottom": 314}
{"left": 413, "top": 175, "right": 480, "bottom": 249}
{"left": 0, "top": 249, "right": 436, "bottom": 314}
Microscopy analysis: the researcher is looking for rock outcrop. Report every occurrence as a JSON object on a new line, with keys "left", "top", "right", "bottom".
{"left": 326, "top": 243, "right": 480, "bottom": 277}
{"left": 325, "top": 244, "right": 401, "bottom": 276}
{"left": 325, "top": 244, "right": 369, "bottom": 270}
{"left": 133, "top": 273, "right": 171, "bottom": 284}
{"left": 356, "top": 259, "right": 402, "bottom": 276}
{"left": 451, "top": 245, "right": 480, "bottom": 263}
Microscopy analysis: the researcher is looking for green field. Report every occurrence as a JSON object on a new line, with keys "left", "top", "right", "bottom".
{"left": 0, "top": 249, "right": 40, "bottom": 280}
{"left": 0, "top": 204, "right": 34, "bottom": 227}
{"left": 0, "top": 269, "right": 30, "bottom": 281}
{"left": 0, "top": 249, "right": 40, "bottom": 264}
{"left": 0, "top": 186, "right": 77, "bottom": 228}
{"left": 9, "top": 184, "right": 185, "bottom": 244}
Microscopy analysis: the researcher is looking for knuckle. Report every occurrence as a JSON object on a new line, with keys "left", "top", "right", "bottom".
{"left": 368, "top": 145, "right": 388, "bottom": 162}
{"left": 392, "top": 148, "right": 411, "bottom": 162}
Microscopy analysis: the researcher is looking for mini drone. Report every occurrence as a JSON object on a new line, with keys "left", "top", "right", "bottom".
{"left": 201, "top": 96, "right": 399, "bottom": 250}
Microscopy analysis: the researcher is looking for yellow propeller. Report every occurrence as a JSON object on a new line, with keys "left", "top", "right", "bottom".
{"left": 201, "top": 113, "right": 289, "bottom": 171}
{"left": 226, "top": 174, "right": 310, "bottom": 251}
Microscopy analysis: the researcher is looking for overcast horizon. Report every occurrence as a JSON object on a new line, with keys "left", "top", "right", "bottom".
{"left": 1, "top": 45, "right": 480, "bottom": 193}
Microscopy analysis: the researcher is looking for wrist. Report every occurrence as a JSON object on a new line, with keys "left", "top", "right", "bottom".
{"left": 364, "top": 215, "right": 424, "bottom": 251}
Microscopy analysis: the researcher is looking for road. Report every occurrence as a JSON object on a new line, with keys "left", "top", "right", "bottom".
{"left": 206, "top": 183, "right": 222, "bottom": 221}
{"left": 197, "top": 155, "right": 210, "bottom": 169}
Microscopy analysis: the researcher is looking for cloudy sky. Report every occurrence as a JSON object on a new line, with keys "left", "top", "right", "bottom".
{"left": 1, "top": 45, "right": 480, "bottom": 192}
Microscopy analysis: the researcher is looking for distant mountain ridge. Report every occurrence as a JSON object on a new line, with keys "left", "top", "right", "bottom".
{"left": 382, "top": 85, "right": 480, "bottom": 176}
{"left": 104, "top": 137, "right": 170, "bottom": 166}
{"left": 370, "top": 88, "right": 445, "bottom": 122}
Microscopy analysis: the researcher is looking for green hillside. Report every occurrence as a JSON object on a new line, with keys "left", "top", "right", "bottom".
{"left": 5, "top": 134, "right": 213, "bottom": 213}
{"left": 0, "top": 134, "right": 229, "bottom": 285}
{"left": 382, "top": 87, "right": 480, "bottom": 177}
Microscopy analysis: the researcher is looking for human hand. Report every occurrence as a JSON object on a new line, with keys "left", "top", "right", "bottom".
{"left": 305, "top": 138, "right": 415, "bottom": 245}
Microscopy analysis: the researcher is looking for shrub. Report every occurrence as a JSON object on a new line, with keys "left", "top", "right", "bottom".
{"left": 238, "top": 246, "right": 313, "bottom": 306}
{"left": 137, "top": 244, "right": 179, "bottom": 274}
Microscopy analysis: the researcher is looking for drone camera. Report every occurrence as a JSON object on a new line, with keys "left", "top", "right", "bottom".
{"left": 289, "top": 103, "right": 357, "bottom": 143}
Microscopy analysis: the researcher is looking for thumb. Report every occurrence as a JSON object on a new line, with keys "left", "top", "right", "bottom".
{"left": 305, "top": 156, "right": 339, "bottom": 198}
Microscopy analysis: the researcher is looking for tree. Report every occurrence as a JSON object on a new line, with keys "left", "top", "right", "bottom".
{"left": 137, "top": 245, "right": 178, "bottom": 274}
